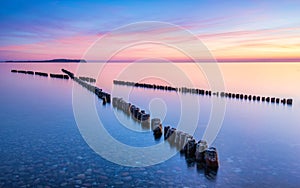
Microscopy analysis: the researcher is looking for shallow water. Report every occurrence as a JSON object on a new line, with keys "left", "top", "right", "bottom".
{"left": 0, "top": 62, "right": 300, "bottom": 187}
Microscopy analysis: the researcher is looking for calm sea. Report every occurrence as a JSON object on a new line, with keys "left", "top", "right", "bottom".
{"left": 0, "top": 62, "right": 299, "bottom": 187}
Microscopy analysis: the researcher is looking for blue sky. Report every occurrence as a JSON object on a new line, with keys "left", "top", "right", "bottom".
{"left": 0, "top": 0, "right": 299, "bottom": 61}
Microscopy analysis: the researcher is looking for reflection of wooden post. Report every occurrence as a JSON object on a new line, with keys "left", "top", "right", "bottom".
{"left": 141, "top": 120, "right": 150, "bottom": 130}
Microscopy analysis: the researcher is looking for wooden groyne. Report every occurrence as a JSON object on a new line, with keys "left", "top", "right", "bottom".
{"left": 35, "top": 72, "right": 48, "bottom": 77}
{"left": 113, "top": 97, "right": 150, "bottom": 122}
{"left": 17, "top": 70, "right": 26, "bottom": 74}
{"left": 112, "top": 97, "right": 219, "bottom": 173}
{"left": 113, "top": 80, "right": 293, "bottom": 106}
{"left": 11, "top": 68, "right": 218, "bottom": 177}
{"left": 113, "top": 80, "right": 177, "bottom": 91}
{"left": 61, "top": 69, "right": 74, "bottom": 79}
{"left": 61, "top": 69, "right": 110, "bottom": 104}
{"left": 164, "top": 125, "right": 219, "bottom": 176}
{"left": 11, "top": 68, "right": 110, "bottom": 104}
{"left": 73, "top": 77, "right": 111, "bottom": 104}
{"left": 50, "top": 73, "right": 69, "bottom": 79}
{"left": 11, "top": 69, "right": 34, "bottom": 75}
{"left": 79, "top": 76, "right": 96, "bottom": 83}
{"left": 11, "top": 69, "right": 71, "bottom": 78}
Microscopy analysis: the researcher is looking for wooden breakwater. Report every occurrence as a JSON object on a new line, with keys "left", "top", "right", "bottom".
{"left": 113, "top": 80, "right": 293, "bottom": 106}
{"left": 11, "top": 69, "right": 68, "bottom": 79}
{"left": 50, "top": 73, "right": 69, "bottom": 79}
{"left": 113, "top": 97, "right": 150, "bottom": 122}
{"left": 79, "top": 76, "right": 96, "bottom": 83}
{"left": 11, "top": 68, "right": 218, "bottom": 177}
{"left": 35, "top": 72, "right": 48, "bottom": 77}
{"left": 11, "top": 69, "right": 34, "bottom": 75}
{"left": 163, "top": 124, "right": 218, "bottom": 170}
{"left": 10, "top": 69, "right": 69, "bottom": 78}
{"left": 11, "top": 68, "right": 110, "bottom": 104}
{"left": 112, "top": 97, "right": 219, "bottom": 174}
{"left": 61, "top": 69, "right": 74, "bottom": 79}
{"left": 61, "top": 69, "right": 110, "bottom": 104}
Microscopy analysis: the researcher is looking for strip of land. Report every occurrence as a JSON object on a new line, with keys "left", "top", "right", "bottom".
{"left": 5, "top": 59, "right": 86, "bottom": 63}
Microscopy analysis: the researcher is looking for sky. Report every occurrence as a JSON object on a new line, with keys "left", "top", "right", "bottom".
{"left": 0, "top": 0, "right": 300, "bottom": 61}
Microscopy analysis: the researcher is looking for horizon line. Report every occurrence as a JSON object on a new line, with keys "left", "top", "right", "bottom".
{"left": 1, "top": 58, "right": 300, "bottom": 63}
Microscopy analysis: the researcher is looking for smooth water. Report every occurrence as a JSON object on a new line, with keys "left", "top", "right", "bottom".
{"left": 0, "top": 63, "right": 300, "bottom": 187}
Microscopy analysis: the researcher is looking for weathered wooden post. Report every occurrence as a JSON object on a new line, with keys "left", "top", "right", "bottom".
{"left": 195, "top": 140, "right": 208, "bottom": 162}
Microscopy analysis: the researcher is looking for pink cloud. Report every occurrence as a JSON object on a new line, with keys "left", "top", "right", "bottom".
{"left": 1, "top": 24, "right": 300, "bottom": 62}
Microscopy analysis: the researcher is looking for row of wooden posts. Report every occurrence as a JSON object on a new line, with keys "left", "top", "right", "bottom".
{"left": 113, "top": 80, "right": 293, "bottom": 105}
{"left": 61, "top": 69, "right": 110, "bottom": 104}
{"left": 112, "top": 97, "right": 219, "bottom": 170}
{"left": 11, "top": 68, "right": 219, "bottom": 173}
{"left": 11, "top": 69, "right": 69, "bottom": 79}
{"left": 11, "top": 69, "right": 98, "bottom": 83}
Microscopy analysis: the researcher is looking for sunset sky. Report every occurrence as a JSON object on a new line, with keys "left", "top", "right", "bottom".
{"left": 0, "top": 0, "right": 300, "bottom": 61}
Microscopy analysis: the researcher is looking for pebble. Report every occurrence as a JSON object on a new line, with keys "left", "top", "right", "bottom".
{"left": 60, "top": 182, "right": 68, "bottom": 186}
{"left": 234, "top": 168, "right": 242, "bottom": 173}
{"left": 121, "top": 172, "right": 129, "bottom": 176}
{"left": 227, "top": 158, "right": 234, "bottom": 163}
{"left": 75, "top": 180, "right": 82, "bottom": 185}
{"left": 83, "top": 183, "right": 92, "bottom": 187}
{"left": 122, "top": 176, "right": 133, "bottom": 181}
{"left": 92, "top": 182, "right": 98, "bottom": 186}
{"left": 77, "top": 173, "right": 85, "bottom": 179}
{"left": 114, "top": 181, "right": 124, "bottom": 185}
{"left": 99, "top": 175, "right": 108, "bottom": 180}
{"left": 33, "top": 178, "right": 40, "bottom": 184}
